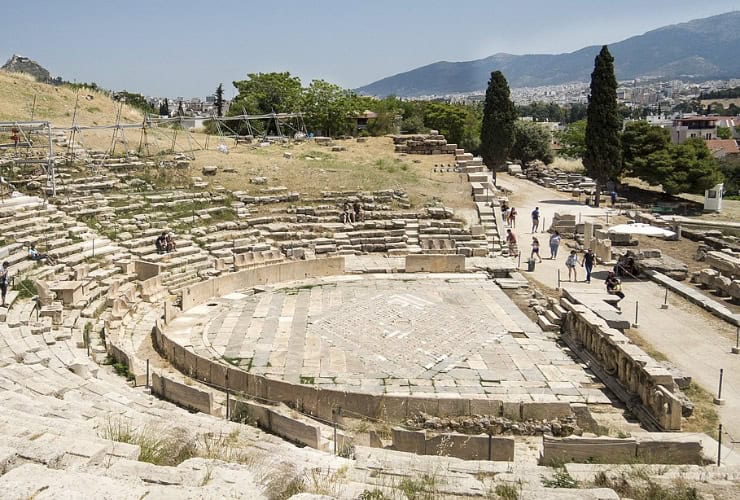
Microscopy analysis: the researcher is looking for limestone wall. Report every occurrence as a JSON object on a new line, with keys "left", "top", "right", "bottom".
{"left": 392, "top": 427, "right": 515, "bottom": 461}
{"left": 181, "top": 257, "right": 345, "bottom": 311}
{"left": 144, "top": 256, "right": 575, "bottom": 422}
{"left": 561, "top": 301, "right": 682, "bottom": 431}
{"left": 405, "top": 254, "right": 465, "bottom": 273}
{"left": 152, "top": 321, "right": 573, "bottom": 421}
{"left": 150, "top": 372, "right": 214, "bottom": 415}
{"left": 230, "top": 399, "right": 321, "bottom": 449}
{"left": 541, "top": 434, "right": 703, "bottom": 465}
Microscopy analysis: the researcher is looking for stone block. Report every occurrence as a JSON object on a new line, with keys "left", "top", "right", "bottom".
{"left": 521, "top": 402, "right": 572, "bottom": 420}
{"left": 405, "top": 254, "right": 465, "bottom": 273}
{"left": 392, "top": 427, "right": 426, "bottom": 454}
{"left": 635, "top": 435, "right": 703, "bottom": 464}
{"left": 541, "top": 436, "right": 637, "bottom": 465}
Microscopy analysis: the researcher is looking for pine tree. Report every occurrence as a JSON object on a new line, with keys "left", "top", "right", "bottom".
{"left": 480, "top": 71, "right": 516, "bottom": 170}
{"left": 583, "top": 46, "right": 622, "bottom": 206}
{"left": 215, "top": 83, "right": 224, "bottom": 117}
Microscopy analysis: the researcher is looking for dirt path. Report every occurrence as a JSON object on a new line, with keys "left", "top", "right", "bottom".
{"left": 499, "top": 173, "right": 740, "bottom": 446}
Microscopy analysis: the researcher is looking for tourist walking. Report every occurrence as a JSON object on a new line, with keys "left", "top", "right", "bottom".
{"left": 507, "top": 207, "right": 517, "bottom": 228}
{"left": 565, "top": 250, "right": 579, "bottom": 281}
{"left": 549, "top": 231, "right": 561, "bottom": 259}
{"left": 610, "top": 190, "right": 618, "bottom": 207}
{"left": 531, "top": 206, "right": 540, "bottom": 233}
{"left": 530, "top": 237, "right": 542, "bottom": 263}
{"left": 605, "top": 271, "right": 625, "bottom": 308}
{"left": 0, "top": 261, "right": 10, "bottom": 307}
{"left": 506, "top": 229, "right": 518, "bottom": 257}
{"left": 582, "top": 248, "right": 595, "bottom": 283}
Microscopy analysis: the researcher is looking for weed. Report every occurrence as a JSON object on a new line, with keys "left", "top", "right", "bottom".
{"left": 300, "top": 376, "right": 315, "bottom": 385}
{"left": 592, "top": 469, "right": 699, "bottom": 500}
{"left": 682, "top": 382, "right": 720, "bottom": 438}
{"left": 542, "top": 467, "right": 579, "bottom": 488}
{"left": 110, "top": 360, "right": 134, "bottom": 381}
{"left": 358, "top": 489, "right": 389, "bottom": 500}
{"left": 99, "top": 418, "right": 196, "bottom": 466}
{"left": 495, "top": 482, "right": 520, "bottom": 500}
{"left": 200, "top": 465, "right": 213, "bottom": 486}
{"left": 262, "top": 464, "right": 306, "bottom": 500}
{"left": 398, "top": 474, "right": 438, "bottom": 499}
{"left": 14, "top": 278, "right": 38, "bottom": 299}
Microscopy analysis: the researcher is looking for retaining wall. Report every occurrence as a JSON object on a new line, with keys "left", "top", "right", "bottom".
{"left": 561, "top": 301, "right": 682, "bottom": 431}
{"left": 405, "top": 254, "right": 465, "bottom": 273}
{"left": 541, "top": 434, "right": 704, "bottom": 465}
{"left": 392, "top": 427, "right": 515, "bottom": 461}
{"left": 152, "top": 321, "right": 573, "bottom": 421}
{"left": 230, "top": 399, "right": 321, "bottom": 449}
{"left": 150, "top": 372, "right": 214, "bottom": 415}
{"left": 147, "top": 257, "right": 576, "bottom": 421}
{"left": 181, "top": 257, "right": 345, "bottom": 311}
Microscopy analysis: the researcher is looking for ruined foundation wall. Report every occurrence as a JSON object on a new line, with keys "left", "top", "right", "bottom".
{"left": 561, "top": 301, "right": 682, "bottom": 431}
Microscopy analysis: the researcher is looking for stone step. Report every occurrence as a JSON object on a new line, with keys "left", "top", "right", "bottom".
{"left": 537, "top": 314, "right": 559, "bottom": 332}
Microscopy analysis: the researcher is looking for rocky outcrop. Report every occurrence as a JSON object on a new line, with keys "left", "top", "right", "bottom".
{"left": 1, "top": 54, "right": 51, "bottom": 82}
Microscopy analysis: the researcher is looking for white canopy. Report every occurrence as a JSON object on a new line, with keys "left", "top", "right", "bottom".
{"left": 607, "top": 223, "right": 675, "bottom": 238}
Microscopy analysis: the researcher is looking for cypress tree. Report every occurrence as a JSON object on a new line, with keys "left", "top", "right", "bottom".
{"left": 584, "top": 46, "right": 622, "bottom": 206}
{"left": 480, "top": 71, "right": 516, "bottom": 170}
{"left": 215, "top": 83, "right": 224, "bottom": 117}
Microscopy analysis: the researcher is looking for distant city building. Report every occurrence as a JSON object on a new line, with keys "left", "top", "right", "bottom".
{"left": 671, "top": 116, "right": 717, "bottom": 144}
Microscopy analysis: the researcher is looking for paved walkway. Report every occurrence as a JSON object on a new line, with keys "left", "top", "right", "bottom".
{"left": 498, "top": 173, "right": 740, "bottom": 448}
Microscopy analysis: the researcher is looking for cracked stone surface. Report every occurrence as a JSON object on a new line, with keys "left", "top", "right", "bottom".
{"left": 166, "top": 273, "right": 600, "bottom": 403}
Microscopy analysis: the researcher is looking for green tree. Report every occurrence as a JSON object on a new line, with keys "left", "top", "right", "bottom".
{"left": 642, "top": 138, "right": 723, "bottom": 195}
{"left": 215, "top": 83, "right": 224, "bottom": 117}
{"left": 231, "top": 72, "right": 302, "bottom": 115}
{"left": 557, "top": 120, "right": 586, "bottom": 159}
{"left": 621, "top": 121, "right": 671, "bottom": 178}
{"left": 424, "top": 103, "right": 467, "bottom": 146}
{"left": 480, "top": 71, "right": 517, "bottom": 170}
{"left": 566, "top": 103, "right": 588, "bottom": 123}
{"left": 359, "top": 95, "right": 402, "bottom": 135}
{"left": 511, "top": 121, "right": 553, "bottom": 165}
{"left": 158, "top": 98, "right": 170, "bottom": 117}
{"left": 717, "top": 126, "right": 732, "bottom": 140}
{"left": 301, "top": 79, "right": 360, "bottom": 137}
{"left": 718, "top": 154, "right": 740, "bottom": 195}
{"left": 583, "top": 46, "right": 622, "bottom": 206}
{"left": 113, "top": 91, "right": 155, "bottom": 114}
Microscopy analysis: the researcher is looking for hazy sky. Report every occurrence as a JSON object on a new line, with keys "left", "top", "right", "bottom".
{"left": 2, "top": 1, "right": 738, "bottom": 97}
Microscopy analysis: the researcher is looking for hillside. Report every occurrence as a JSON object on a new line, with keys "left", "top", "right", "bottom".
{"left": 0, "top": 69, "right": 142, "bottom": 125}
{"left": 357, "top": 11, "right": 740, "bottom": 97}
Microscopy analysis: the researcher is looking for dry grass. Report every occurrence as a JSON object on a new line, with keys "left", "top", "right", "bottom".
{"left": 550, "top": 157, "right": 584, "bottom": 172}
{"left": 0, "top": 70, "right": 142, "bottom": 125}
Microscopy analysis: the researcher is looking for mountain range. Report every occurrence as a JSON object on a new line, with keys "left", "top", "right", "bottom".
{"left": 356, "top": 11, "right": 740, "bottom": 97}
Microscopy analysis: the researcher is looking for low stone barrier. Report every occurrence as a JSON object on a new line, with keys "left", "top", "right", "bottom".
{"left": 106, "top": 342, "right": 147, "bottom": 387}
{"left": 405, "top": 254, "right": 465, "bottom": 273}
{"left": 561, "top": 302, "right": 682, "bottom": 431}
{"left": 541, "top": 434, "right": 703, "bottom": 465}
{"left": 230, "top": 399, "right": 321, "bottom": 449}
{"left": 392, "top": 427, "right": 514, "bottom": 461}
{"left": 181, "top": 257, "right": 345, "bottom": 311}
{"left": 150, "top": 372, "right": 214, "bottom": 415}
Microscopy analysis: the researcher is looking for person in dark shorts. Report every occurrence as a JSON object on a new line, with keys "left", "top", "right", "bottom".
{"left": 531, "top": 206, "right": 540, "bottom": 233}
{"left": 530, "top": 237, "right": 543, "bottom": 263}
{"left": 582, "top": 248, "right": 595, "bottom": 283}
{"left": 0, "top": 262, "right": 10, "bottom": 307}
